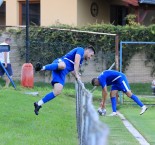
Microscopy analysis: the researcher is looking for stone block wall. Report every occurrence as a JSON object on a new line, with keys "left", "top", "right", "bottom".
{"left": 0, "top": 33, "right": 154, "bottom": 84}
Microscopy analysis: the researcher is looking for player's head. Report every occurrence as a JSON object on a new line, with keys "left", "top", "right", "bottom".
{"left": 5, "top": 38, "right": 11, "bottom": 44}
{"left": 84, "top": 45, "right": 95, "bottom": 60}
{"left": 91, "top": 78, "right": 100, "bottom": 86}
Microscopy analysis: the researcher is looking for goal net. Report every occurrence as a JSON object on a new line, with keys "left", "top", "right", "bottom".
{"left": 120, "top": 41, "right": 155, "bottom": 104}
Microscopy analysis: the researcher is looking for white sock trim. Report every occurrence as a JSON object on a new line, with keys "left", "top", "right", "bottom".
{"left": 41, "top": 66, "right": 45, "bottom": 70}
{"left": 38, "top": 100, "right": 44, "bottom": 106}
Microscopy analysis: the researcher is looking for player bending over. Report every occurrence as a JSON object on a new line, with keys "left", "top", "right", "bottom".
{"left": 34, "top": 46, "right": 95, "bottom": 115}
{"left": 91, "top": 70, "right": 148, "bottom": 116}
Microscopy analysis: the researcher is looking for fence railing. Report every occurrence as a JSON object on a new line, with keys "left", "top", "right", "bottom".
{"left": 75, "top": 79, "right": 109, "bottom": 145}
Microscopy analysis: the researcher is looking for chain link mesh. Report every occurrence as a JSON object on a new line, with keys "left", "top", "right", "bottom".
{"left": 75, "top": 79, "right": 109, "bottom": 145}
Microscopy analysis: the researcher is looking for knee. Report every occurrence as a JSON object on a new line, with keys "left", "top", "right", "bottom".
{"left": 110, "top": 91, "right": 117, "bottom": 97}
{"left": 53, "top": 89, "right": 62, "bottom": 96}
{"left": 59, "top": 64, "right": 66, "bottom": 70}
{"left": 126, "top": 91, "right": 132, "bottom": 97}
{"left": 58, "top": 62, "right": 66, "bottom": 70}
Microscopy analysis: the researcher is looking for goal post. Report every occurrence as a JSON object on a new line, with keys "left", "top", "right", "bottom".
{"left": 120, "top": 41, "right": 155, "bottom": 72}
{"left": 50, "top": 27, "right": 119, "bottom": 71}
{"left": 119, "top": 41, "right": 155, "bottom": 104}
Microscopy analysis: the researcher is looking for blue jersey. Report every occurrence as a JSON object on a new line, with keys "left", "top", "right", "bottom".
{"left": 51, "top": 47, "right": 85, "bottom": 86}
{"left": 62, "top": 47, "right": 84, "bottom": 71}
{"left": 98, "top": 70, "right": 125, "bottom": 88}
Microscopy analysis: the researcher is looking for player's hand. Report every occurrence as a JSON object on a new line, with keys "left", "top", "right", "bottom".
{"left": 100, "top": 101, "right": 105, "bottom": 108}
{"left": 97, "top": 107, "right": 106, "bottom": 116}
{"left": 75, "top": 74, "right": 81, "bottom": 80}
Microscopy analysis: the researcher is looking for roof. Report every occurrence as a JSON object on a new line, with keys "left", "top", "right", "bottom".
{"left": 139, "top": 0, "right": 155, "bottom": 4}
{"left": 122, "top": 0, "right": 139, "bottom": 6}
{"left": 122, "top": 0, "right": 155, "bottom": 6}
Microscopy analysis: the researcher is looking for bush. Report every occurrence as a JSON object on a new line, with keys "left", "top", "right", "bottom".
{"left": 5, "top": 23, "right": 155, "bottom": 76}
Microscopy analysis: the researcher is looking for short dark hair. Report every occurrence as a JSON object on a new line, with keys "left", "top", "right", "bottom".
{"left": 86, "top": 45, "right": 96, "bottom": 54}
{"left": 91, "top": 78, "right": 97, "bottom": 86}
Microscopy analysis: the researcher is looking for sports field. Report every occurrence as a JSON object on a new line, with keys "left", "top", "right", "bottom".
{"left": 0, "top": 81, "right": 155, "bottom": 145}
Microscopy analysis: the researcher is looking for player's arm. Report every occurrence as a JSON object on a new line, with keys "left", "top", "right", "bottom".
{"left": 74, "top": 54, "right": 81, "bottom": 80}
{"left": 71, "top": 70, "right": 82, "bottom": 78}
{"left": 100, "top": 86, "right": 108, "bottom": 109}
{"left": 4, "top": 52, "right": 7, "bottom": 67}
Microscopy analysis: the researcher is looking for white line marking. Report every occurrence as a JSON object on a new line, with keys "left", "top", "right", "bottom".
{"left": 117, "top": 111, "right": 150, "bottom": 145}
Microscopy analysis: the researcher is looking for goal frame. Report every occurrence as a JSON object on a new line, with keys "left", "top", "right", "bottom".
{"left": 50, "top": 28, "right": 119, "bottom": 71}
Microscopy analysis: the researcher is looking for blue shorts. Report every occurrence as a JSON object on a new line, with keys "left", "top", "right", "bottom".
{"left": 0, "top": 63, "right": 13, "bottom": 76}
{"left": 51, "top": 59, "right": 70, "bottom": 86}
{"left": 111, "top": 75, "right": 130, "bottom": 93}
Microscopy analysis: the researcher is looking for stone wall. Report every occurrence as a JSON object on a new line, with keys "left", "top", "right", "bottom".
{"left": 1, "top": 33, "right": 154, "bottom": 84}
{"left": 125, "top": 53, "right": 154, "bottom": 83}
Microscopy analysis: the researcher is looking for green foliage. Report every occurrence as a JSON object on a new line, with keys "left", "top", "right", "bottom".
{"left": 2, "top": 23, "right": 155, "bottom": 75}
{"left": 119, "top": 25, "right": 155, "bottom": 75}
{"left": 125, "top": 14, "right": 140, "bottom": 26}
{"left": 14, "top": 25, "right": 116, "bottom": 70}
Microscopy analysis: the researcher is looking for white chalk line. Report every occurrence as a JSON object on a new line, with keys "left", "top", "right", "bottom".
{"left": 117, "top": 111, "right": 150, "bottom": 145}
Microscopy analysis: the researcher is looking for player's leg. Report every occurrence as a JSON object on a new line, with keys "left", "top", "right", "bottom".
{"left": 44, "top": 61, "right": 66, "bottom": 70}
{"left": 34, "top": 68, "right": 67, "bottom": 115}
{"left": 122, "top": 76, "right": 143, "bottom": 106}
{"left": 121, "top": 76, "right": 147, "bottom": 115}
{"left": 42, "top": 83, "right": 63, "bottom": 104}
{"left": 109, "top": 88, "right": 118, "bottom": 116}
{"left": 125, "top": 91, "right": 147, "bottom": 115}
{"left": 34, "top": 83, "right": 63, "bottom": 115}
{"left": 35, "top": 59, "right": 66, "bottom": 71}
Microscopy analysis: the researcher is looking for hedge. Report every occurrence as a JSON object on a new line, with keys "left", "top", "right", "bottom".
{"left": 2, "top": 23, "right": 155, "bottom": 76}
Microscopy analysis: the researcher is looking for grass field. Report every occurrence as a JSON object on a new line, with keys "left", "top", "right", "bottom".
{"left": 0, "top": 82, "right": 77, "bottom": 145}
{"left": 0, "top": 81, "right": 155, "bottom": 145}
{"left": 120, "top": 105, "right": 155, "bottom": 145}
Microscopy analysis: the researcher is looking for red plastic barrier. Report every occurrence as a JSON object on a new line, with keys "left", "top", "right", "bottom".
{"left": 21, "top": 63, "right": 34, "bottom": 88}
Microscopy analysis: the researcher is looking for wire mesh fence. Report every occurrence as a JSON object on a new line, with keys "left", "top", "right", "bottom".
{"left": 119, "top": 41, "right": 155, "bottom": 104}
{"left": 0, "top": 26, "right": 117, "bottom": 83}
{"left": 120, "top": 41, "right": 155, "bottom": 82}
{"left": 1, "top": 26, "right": 155, "bottom": 97}
{"left": 75, "top": 79, "right": 109, "bottom": 145}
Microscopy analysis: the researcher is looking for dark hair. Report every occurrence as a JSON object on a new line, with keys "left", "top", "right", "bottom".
{"left": 86, "top": 45, "right": 96, "bottom": 54}
{"left": 91, "top": 78, "right": 97, "bottom": 86}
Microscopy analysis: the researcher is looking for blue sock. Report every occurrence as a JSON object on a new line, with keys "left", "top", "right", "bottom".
{"left": 45, "top": 63, "right": 58, "bottom": 71}
{"left": 131, "top": 94, "right": 143, "bottom": 107}
{"left": 42, "top": 92, "right": 56, "bottom": 103}
{"left": 111, "top": 97, "right": 117, "bottom": 112}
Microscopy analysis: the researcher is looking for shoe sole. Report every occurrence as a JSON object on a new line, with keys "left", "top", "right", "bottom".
{"left": 140, "top": 107, "right": 148, "bottom": 115}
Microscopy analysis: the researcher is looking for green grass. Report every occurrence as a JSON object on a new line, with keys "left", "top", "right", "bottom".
{"left": 0, "top": 83, "right": 78, "bottom": 145}
{"left": 119, "top": 105, "right": 155, "bottom": 145}
{"left": 0, "top": 82, "right": 155, "bottom": 145}
{"left": 95, "top": 103, "right": 155, "bottom": 145}
{"left": 130, "top": 83, "right": 152, "bottom": 95}
{"left": 97, "top": 105, "right": 140, "bottom": 145}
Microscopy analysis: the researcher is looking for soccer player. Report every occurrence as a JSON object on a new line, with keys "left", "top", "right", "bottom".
{"left": 91, "top": 70, "right": 148, "bottom": 116}
{"left": 34, "top": 46, "right": 95, "bottom": 115}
